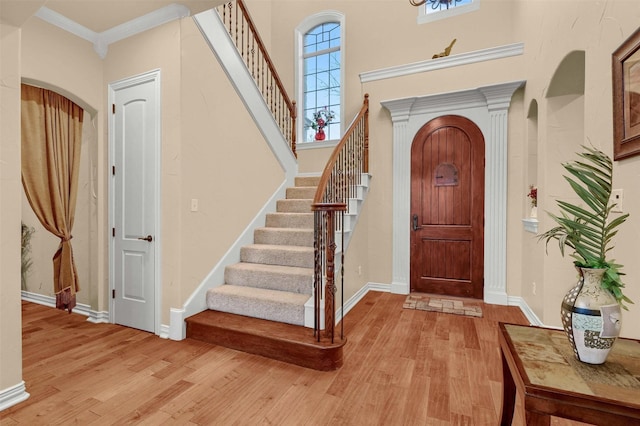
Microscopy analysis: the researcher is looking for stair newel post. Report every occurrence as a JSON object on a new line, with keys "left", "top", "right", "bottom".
{"left": 325, "top": 209, "right": 336, "bottom": 342}
{"left": 313, "top": 209, "right": 322, "bottom": 341}
{"left": 340, "top": 209, "right": 345, "bottom": 340}
{"left": 312, "top": 203, "right": 346, "bottom": 343}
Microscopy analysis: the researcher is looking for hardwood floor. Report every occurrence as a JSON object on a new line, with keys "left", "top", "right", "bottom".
{"left": 1, "top": 292, "right": 586, "bottom": 425}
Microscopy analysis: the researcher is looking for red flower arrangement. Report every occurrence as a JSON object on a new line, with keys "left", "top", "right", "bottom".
{"left": 310, "top": 108, "right": 335, "bottom": 131}
{"left": 527, "top": 185, "right": 537, "bottom": 207}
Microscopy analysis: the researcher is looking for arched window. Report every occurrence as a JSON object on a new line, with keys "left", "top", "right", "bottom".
{"left": 296, "top": 12, "right": 344, "bottom": 144}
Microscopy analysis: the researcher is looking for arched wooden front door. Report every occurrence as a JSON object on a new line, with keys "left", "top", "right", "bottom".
{"left": 410, "top": 115, "right": 485, "bottom": 299}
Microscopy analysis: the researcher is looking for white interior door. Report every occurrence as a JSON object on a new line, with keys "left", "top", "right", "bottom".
{"left": 109, "top": 70, "right": 160, "bottom": 333}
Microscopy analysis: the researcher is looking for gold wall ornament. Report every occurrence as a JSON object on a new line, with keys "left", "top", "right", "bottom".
{"left": 432, "top": 38, "right": 456, "bottom": 59}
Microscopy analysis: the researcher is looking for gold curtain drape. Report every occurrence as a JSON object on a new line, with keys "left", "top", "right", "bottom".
{"left": 21, "top": 84, "right": 84, "bottom": 313}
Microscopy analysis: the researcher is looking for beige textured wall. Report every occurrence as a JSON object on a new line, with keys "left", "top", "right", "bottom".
{"left": 266, "top": 0, "right": 640, "bottom": 338}
{"left": 513, "top": 0, "right": 640, "bottom": 338}
{"left": 105, "top": 21, "right": 184, "bottom": 322}
{"left": 0, "top": 21, "right": 24, "bottom": 394}
{"left": 179, "top": 18, "right": 283, "bottom": 304}
{"left": 19, "top": 18, "right": 104, "bottom": 309}
{"left": 6, "top": 0, "right": 640, "bottom": 372}
{"left": 18, "top": 13, "right": 286, "bottom": 325}
{"left": 267, "top": 0, "right": 520, "bottom": 293}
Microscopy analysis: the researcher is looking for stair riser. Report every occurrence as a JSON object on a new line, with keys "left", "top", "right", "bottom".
{"left": 295, "top": 176, "right": 321, "bottom": 187}
{"left": 206, "top": 291, "right": 306, "bottom": 326}
{"left": 241, "top": 246, "right": 314, "bottom": 269}
{"left": 185, "top": 310, "right": 344, "bottom": 371}
{"left": 254, "top": 228, "right": 313, "bottom": 247}
{"left": 286, "top": 187, "right": 316, "bottom": 199}
{"left": 265, "top": 213, "right": 313, "bottom": 229}
{"left": 277, "top": 199, "right": 313, "bottom": 213}
{"left": 225, "top": 266, "right": 313, "bottom": 294}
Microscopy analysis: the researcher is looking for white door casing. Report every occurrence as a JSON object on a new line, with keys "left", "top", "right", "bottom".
{"left": 109, "top": 69, "right": 161, "bottom": 333}
{"left": 381, "top": 81, "right": 524, "bottom": 304}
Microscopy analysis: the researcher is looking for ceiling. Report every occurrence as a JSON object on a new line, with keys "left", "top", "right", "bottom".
{"left": 1, "top": 0, "right": 220, "bottom": 31}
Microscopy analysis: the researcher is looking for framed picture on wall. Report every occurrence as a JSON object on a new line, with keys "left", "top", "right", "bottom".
{"left": 613, "top": 27, "right": 640, "bottom": 160}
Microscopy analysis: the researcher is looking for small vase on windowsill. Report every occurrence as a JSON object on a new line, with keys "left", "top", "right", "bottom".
{"left": 530, "top": 206, "right": 537, "bottom": 218}
{"left": 315, "top": 128, "right": 326, "bottom": 141}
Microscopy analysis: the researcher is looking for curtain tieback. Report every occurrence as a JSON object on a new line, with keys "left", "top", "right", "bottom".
{"left": 61, "top": 235, "right": 73, "bottom": 242}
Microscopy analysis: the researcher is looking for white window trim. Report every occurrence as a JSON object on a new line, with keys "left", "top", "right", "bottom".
{"left": 295, "top": 10, "right": 345, "bottom": 145}
{"left": 417, "top": 0, "right": 480, "bottom": 24}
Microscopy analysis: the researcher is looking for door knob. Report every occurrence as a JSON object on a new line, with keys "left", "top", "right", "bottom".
{"left": 137, "top": 235, "right": 153, "bottom": 242}
{"left": 412, "top": 214, "right": 420, "bottom": 231}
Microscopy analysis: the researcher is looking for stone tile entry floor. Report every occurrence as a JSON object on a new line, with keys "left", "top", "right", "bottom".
{"left": 403, "top": 293, "right": 483, "bottom": 317}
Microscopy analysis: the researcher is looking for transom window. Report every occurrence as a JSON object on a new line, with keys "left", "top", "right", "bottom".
{"left": 417, "top": 0, "right": 479, "bottom": 24}
{"left": 302, "top": 22, "right": 341, "bottom": 142}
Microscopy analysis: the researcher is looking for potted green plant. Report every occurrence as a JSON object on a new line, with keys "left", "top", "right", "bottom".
{"left": 539, "top": 145, "right": 631, "bottom": 364}
{"left": 21, "top": 222, "right": 35, "bottom": 291}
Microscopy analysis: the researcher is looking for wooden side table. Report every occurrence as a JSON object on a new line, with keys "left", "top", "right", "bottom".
{"left": 499, "top": 323, "right": 640, "bottom": 425}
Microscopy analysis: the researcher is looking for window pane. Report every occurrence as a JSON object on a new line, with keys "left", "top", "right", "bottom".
{"left": 305, "top": 74, "right": 316, "bottom": 92}
{"left": 304, "top": 56, "right": 316, "bottom": 75}
{"left": 426, "top": 0, "right": 473, "bottom": 14}
{"left": 316, "top": 54, "right": 330, "bottom": 73}
{"left": 303, "top": 21, "right": 341, "bottom": 142}
{"left": 329, "top": 51, "right": 341, "bottom": 71}
{"left": 316, "top": 88, "right": 329, "bottom": 108}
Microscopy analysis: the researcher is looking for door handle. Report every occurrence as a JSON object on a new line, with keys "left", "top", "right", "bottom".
{"left": 412, "top": 214, "right": 420, "bottom": 231}
{"left": 137, "top": 235, "right": 153, "bottom": 242}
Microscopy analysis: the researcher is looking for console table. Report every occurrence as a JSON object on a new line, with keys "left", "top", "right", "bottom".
{"left": 499, "top": 323, "right": 640, "bottom": 425}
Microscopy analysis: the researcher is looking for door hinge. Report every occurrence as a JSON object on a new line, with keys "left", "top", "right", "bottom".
{"left": 112, "top": 289, "right": 115, "bottom": 299}
{"left": 112, "top": 227, "right": 115, "bottom": 237}
{"left": 112, "top": 104, "right": 115, "bottom": 114}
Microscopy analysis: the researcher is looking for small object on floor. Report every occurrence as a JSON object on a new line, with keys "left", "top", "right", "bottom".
{"left": 403, "top": 293, "right": 483, "bottom": 317}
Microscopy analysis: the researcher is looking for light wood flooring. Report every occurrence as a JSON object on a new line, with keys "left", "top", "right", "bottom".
{"left": 1, "top": 292, "right": 587, "bottom": 425}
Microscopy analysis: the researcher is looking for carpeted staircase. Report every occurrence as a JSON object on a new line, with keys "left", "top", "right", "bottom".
{"left": 205, "top": 176, "right": 319, "bottom": 326}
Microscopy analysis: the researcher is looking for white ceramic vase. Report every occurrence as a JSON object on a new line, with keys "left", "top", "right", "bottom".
{"left": 560, "top": 267, "right": 621, "bottom": 364}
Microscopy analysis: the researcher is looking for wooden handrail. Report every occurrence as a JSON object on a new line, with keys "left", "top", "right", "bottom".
{"left": 311, "top": 94, "right": 369, "bottom": 342}
{"left": 217, "top": 0, "right": 297, "bottom": 157}
{"left": 313, "top": 94, "right": 369, "bottom": 206}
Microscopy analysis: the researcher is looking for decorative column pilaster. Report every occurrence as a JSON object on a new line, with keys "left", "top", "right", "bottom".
{"left": 382, "top": 98, "right": 415, "bottom": 295}
{"left": 480, "top": 82, "right": 524, "bottom": 304}
{"left": 382, "top": 81, "right": 524, "bottom": 301}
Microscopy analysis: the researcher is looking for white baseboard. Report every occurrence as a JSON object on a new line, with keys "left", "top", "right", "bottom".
{"left": 21, "top": 291, "right": 109, "bottom": 323}
{"left": 159, "top": 324, "right": 170, "bottom": 339}
{"left": 507, "top": 296, "right": 544, "bottom": 326}
{"left": 0, "top": 381, "right": 29, "bottom": 412}
{"left": 336, "top": 282, "right": 390, "bottom": 323}
{"left": 340, "top": 284, "right": 546, "bottom": 331}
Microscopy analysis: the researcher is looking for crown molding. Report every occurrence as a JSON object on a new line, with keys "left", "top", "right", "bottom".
{"left": 35, "top": 6, "right": 97, "bottom": 43}
{"left": 35, "top": 3, "right": 191, "bottom": 59}
{"left": 360, "top": 42, "right": 524, "bottom": 83}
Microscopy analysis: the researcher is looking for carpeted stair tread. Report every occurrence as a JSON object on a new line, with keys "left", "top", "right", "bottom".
{"left": 225, "top": 262, "right": 313, "bottom": 293}
{"left": 240, "top": 244, "right": 314, "bottom": 268}
{"left": 265, "top": 212, "right": 313, "bottom": 229}
{"left": 254, "top": 227, "right": 313, "bottom": 246}
{"left": 206, "top": 285, "right": 308, "bottom": 326}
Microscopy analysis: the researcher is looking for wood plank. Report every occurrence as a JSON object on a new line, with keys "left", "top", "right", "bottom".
{"left": 1, "top": 294, "right": 587, "bottom": 425}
